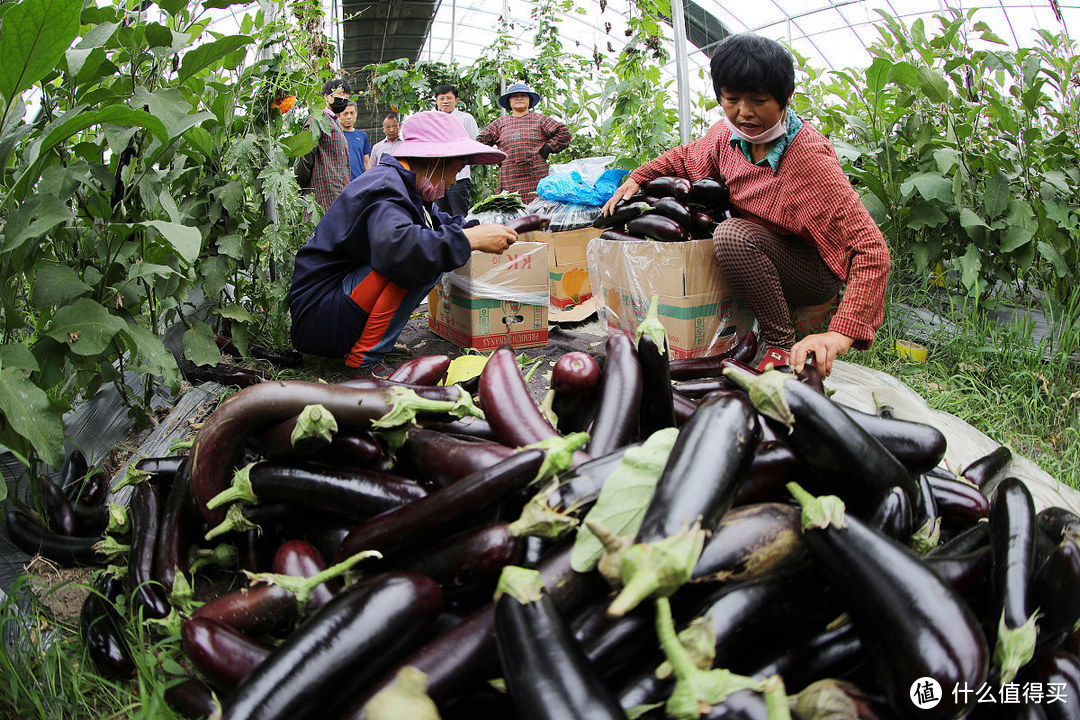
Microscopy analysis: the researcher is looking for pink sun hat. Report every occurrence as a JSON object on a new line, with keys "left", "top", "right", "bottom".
{"left": 392, "top": 111, "right": 505, "bottom": 165}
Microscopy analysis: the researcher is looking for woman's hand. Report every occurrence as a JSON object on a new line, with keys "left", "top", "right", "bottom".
{"left": 791, "top": 331, "right": 854, "bottom": 377}
{"left": 464, "top": 224, "right": 517, "bottom": 254}
{"left": 601, "top": 177, "right": 640, "bottom": 216}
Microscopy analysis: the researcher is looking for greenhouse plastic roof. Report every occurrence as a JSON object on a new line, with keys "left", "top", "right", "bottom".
{"left": 332, "top": 0, "right": 1077, "bottom": 78}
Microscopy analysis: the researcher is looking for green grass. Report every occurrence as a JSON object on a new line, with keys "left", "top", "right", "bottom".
{"left": 847, "top": 275, "right": 1080, "bottom": 491}
{"left": 0, "top": 575, "right": 189, "bottom": 720}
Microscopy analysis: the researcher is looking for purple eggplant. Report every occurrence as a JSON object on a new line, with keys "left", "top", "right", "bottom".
{"left": 586, "top": 333, "right": 642, "bottom": 457}
{"left": 182, "top": 617, "right": 272, "bottom": 689}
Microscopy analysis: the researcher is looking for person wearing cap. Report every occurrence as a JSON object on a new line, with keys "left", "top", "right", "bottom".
{"left": 432, "top": 85, "right": 479, "bottom": 216}
{"left": 601, "top": 33, "right": 889, "bottom": 378}
{"left": 476, "top": 82, "right": 571, "bottom": 201}
{"left": 288, "top": 111, "right": 518, "bottom": 378}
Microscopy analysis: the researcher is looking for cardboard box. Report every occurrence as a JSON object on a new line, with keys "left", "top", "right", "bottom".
{"left": 520, "top": 227, "right": 599, "bottom": 310}
{"left": 587, "top": 237, "right": 755, "bottom": 359}
{"left": 428, "top": 242, "right": 550, "bottom": 350}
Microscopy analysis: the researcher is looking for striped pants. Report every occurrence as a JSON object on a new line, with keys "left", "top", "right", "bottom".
{"left": 713, "top": 218, "right": 842, "bottom": 350}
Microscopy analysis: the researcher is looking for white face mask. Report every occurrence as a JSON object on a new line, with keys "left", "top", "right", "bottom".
{"left": 724, "top": 112, "right": 788, "bottom": 145}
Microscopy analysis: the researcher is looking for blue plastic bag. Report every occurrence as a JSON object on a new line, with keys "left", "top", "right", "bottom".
{"left": 536, "top": 160, "right": 628, "bottom": 207}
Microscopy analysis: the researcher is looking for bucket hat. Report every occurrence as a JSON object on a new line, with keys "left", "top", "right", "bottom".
{"left": 498, "top": 82, "right": 541, "bottom": 111}
{"left": 393, "top": 111, "right": 505, "bottom": 165}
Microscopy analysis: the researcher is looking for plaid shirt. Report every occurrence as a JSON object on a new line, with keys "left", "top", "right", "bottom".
{"left": 310, "top": 108, "right": 350, "bottom": 210}
{"left": 476, "top": 112, "right": 571, "bottom": 200}
{"left": 629, "top": 118, "right": 890, "bottom": 348}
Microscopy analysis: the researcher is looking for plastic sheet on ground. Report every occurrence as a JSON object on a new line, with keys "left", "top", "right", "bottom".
{"left": 826, "top": 360, "right": 1080, "bottom": 514}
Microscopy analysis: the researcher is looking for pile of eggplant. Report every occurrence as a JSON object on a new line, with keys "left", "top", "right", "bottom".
{"left": 9, "top": 311, "right": 1080, "bottom": 720}
{"left": 594, "top": 175, "right": 733, "bottom": 243}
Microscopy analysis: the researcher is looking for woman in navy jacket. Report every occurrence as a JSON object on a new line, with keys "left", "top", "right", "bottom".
{"left": 289, "top": 111, "right": 514, "bottom": 377}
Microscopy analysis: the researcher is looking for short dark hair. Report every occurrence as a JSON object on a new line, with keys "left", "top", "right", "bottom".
{"left": 433, "top": 85, "right": 458, "bottom": 98}
{"left": 345, "top": 100, "right": 358, "bottom": 110}
{"left": 383, "top": 113, "right": 398, "bottom": 122}
{"left": 322, "top": 78, "right": 351, "bottom": 96}
{"left": 710, "top": 34, "right": 795, "bottom": 106}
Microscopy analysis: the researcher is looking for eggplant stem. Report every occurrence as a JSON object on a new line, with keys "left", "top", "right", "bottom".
{"left": 244, "top": 549, "right": 381, "bottom": 613}
{"left": 371, "top": 387, "right": 483, "bottom": 429}
{"left": 291, "top": 403, "right": 338, "bottom": 446}
{"left": 508, "top": 481, "right": 579, "bottom": 539}
{"left": 722, "top": 367, "right": 795, "bottom": 427}
{"left": 203, "top": 502, "right": 260, "bottom": 541}
{"left": 205, "top": 462, "right": 258, "bottom": 510}
{"left": 786, "top": 482, "right": 847, "bottom": 531}
{"left": 494, "top": 565, "right": 544, "bottom": 604}
{"left": 994, "top": 611, "right": 1040, "bottom": 684}
{"left": 528, "top": 431, "right": 590, "bottom": 484}
{"left": 636, "top": 294, "right": 668, "bottom": 356}
{"left": 761, "top": 674, "right": 793, "bottom": 720}
{"left": 607, "top": 523, "right": 707, "bottom": 618}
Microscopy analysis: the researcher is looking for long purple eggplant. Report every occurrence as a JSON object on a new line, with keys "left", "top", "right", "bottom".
{"left": 606, "top": 391, "right": 760, "bottom": 617}
{"left": 272, "top": 539, "right": 336, "bottom": 609}
{"left": 690, "top": 502, "right": 806, "bottom": 585}
{"left": 39, "top": 475, "right": 78, "bottom": 536}
{"left": 668, "top": 331, "right": 757, "bottom": 380}
{"left": 182, "top": 617, "right": 272, "bottom": 689}
{"left": 334, "top": 449, "right": 547, "bottom": 563}
{"left": 400, "top": 427, "right": 518, "bottom": 487}
{"left": 221, "top": 572, "right": 443, "bottom": 720}
{"left": 635, "top": 302, "right": 676, "bottom": 437}
{"left": 387, "top": 354, "right": 451, "bottom": 385}
{"left": 494, "top": 567, "right": 628, "bottom": 720}
{"left": 128, "top": 482, "right": 170, "bottom": 619}
{"left": 586, "top": 333, "right": 642, "bottom": 457}
{"left": 395, "top": 522, "right": 521, "bottom": 596}
{"left": 989, "top": 477, "right": 1039, "bottom": 684}
{"left": 155, "top": 458, "right": 194, "bottom": 592}
{"left": 788, "top": 483, "right": 988, "bottom": 720}
{"left": 189, "top": 380, "right": 480, "bottom": 524}
{"left": 80, "top": 572, "right": 135, "bottom": 680}
{"left": 5, "top": 509, "right": 104, "bottom": 566}
{"left": 338, "top": 541, "right": 605, "bottom": 719}
{"left": 837, "top": 404, "right": 948, "bottom": 474}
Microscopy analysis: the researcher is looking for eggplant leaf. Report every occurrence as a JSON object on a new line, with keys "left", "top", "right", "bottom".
{"left": 571, "top": 428, "right": 678, "bottom": 572}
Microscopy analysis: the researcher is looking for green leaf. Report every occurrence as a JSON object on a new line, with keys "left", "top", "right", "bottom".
{"left": 45, "top": 298, "right": 126, "bottom": 356}
{"left": 959, "top": 244, "right": 983, "bottom": 293}
{"left": 900, "top": 172, "right": 953, "bottom": 204}
{"left": 183, "top": 126, "right": 215, "bottom": 158}
{"left": 916, "top": 67, "right": 950, "bottom": 104}
{"left": 959, "top": 208, "right": 989, "bottom": 230}
{"left": 997, "top": 231, "right": 1032, "bottom": 255}
{"left": 0, "top": 343, "right": 40, "bottom": 372}
{"left": 859, "top": 192, "right": 888, "bottom": 225}
{"left": 0, "top": 367, "right": 64, "bottom": 467}
{"left": 182, "top": 322, "right": 220, "bottom": 367}
{"left": 202, "top": 0, "right": 252, "bottom": 8}
{"left": 132, "top": 86, "right": 215, "bottom": 138}
{"left": 906, "top": 202, "right": 948, "bottom": 230}
{"left": 933, "top": 148, "right": 960, "bottom": 175}
{"left": 887, "top": 61, "right": 919, "bottom": 91}
{"left": 2, "top": 193, "right": 72, "bottom": 252}
{"left": 120, "top": 324, "right": 180, "bottom": 385}
{"left": 177, "top": 35, "right": 253, "bottom": 86}
{"left": 864, "top": 58, "right": 892, "bottom": 95}
{"left": 982, "top": 172, "right": 1010, "bottom": 219}
{"left": 144, "top": 221, "right": 202, "bottom": 265}
{"left": 281, "top": 130, "right": 316, "bottom": 158}
{"left": 74, "top": 21, "right": 119, "bottom": 50}
{"left": 571, "top": 428, "right": 679, "bottom": 572}
{"left": 216, "top": 303, "right": 256, "bottom": 323}
{"left": 156, "top": 0, "right": 188, "bottom": 16}
{"left": 1037, "top": 241, "right": 1069, "bottom": 278}
{"left": 0, "top": 0, "right": 82, "bottom": 104}
{"left": 32, "top": 264, "right": 91, "bottom": 308}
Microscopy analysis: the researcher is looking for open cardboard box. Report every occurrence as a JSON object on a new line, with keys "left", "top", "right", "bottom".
{"left": 519, "top": 227, "right": 599, "bottom": 313}
{"left": 587, "top": 237, "right": 755, "bottom": 358}
{"left": 427, "top": 241, "right": 550, "bottom": 350}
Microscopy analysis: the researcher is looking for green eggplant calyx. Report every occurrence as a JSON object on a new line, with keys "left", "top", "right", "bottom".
{"left": 607, "top": 522, "right": 706, "bottom": 618}
{"left": 203, "top": 501, "right": 260, "bottom": 541}
{"left": 636, "top": 294, "right": 669, "bottom": 356}
{"left": 245, "top": 549, "right": 381, "bottom": 614}
{"left": 909, "top": 517, "right": 942, "bottom": 555}
{"left": 527, "top": 431, "right": 590, "bottom": 483}
{"left": 787, "top": 482, "right": 847, "bottom": 531}
{"left": 363, "top": 667, "right": 441, "bottom": 720}
{"left": 994, "top": 611, "right": 1040, "bottom": 685}
{"left": 722, "top": 367, "right": 795, "bottom": 427}
{"left": 291, "top": 403, "right": 338, "bottom": 446}
{"left": 372, "top": 387, "right": 484, "bottom": 429}
{"left": 655, "top": 597, "right": 767, "bottom": 720}
{"left": 494, "top": 565, "right": 544, "bottom": 604}
{"left": 508, "top": 482, "right": 579, "bottom": 539}
{"left": 656, "top": 614, "right": 717, "bottom": 678}
{"left": 206, "top": 462, "right": 258, "bottom": 510}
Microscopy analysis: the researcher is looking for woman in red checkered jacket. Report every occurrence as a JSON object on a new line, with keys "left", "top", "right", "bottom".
{"left": 477, "top": 83, "right": 572, "bottom": 202}
{"left": 602, "top": 34, "right": 890, "bottom": 378}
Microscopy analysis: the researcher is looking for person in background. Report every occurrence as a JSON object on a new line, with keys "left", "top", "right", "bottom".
{"left": 432, "top": 85, "right": 480, "bottom": 217}
{"left": 476, "top": 82, "right": 571, "bottom": 202}
{"left": 369, "top": 113, "right": 403, "bottom": 166}
{"left": 338, "top": 100, "right": 372, "bottom": 180}
{"left": 288, "top": 111, "right": 517, "bottom": 379}
{"left": 294, "top": 78, "right": 352, "bottom": 210}
{"left": 601, "top": 33, "right": 890, "bottom": 377}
